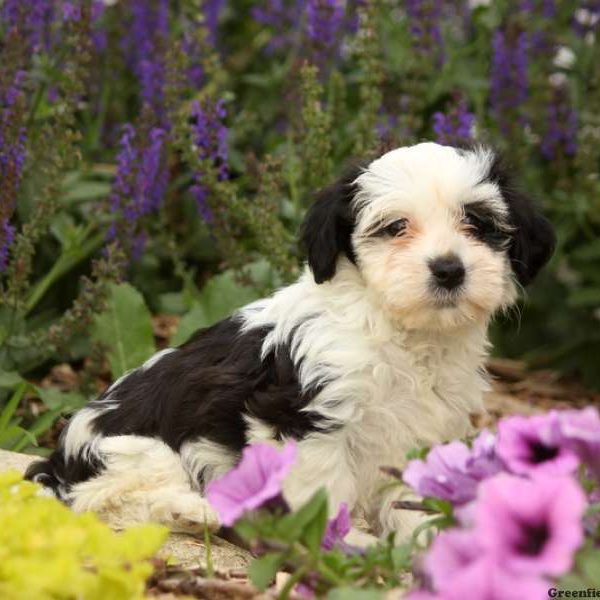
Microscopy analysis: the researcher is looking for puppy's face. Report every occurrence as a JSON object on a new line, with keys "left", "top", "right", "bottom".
{"left": 301, "top": 143, "right": 556, "bottom": 331}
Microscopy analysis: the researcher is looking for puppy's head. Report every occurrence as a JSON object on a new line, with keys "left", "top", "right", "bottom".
{"left": 301, "top": 142, "right": 555, "bottom": 330}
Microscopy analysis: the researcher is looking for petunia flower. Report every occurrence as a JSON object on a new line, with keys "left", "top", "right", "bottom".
{"left": 496, "top": 413, "right": 580, "bottom": 476}
{"left": 466, "top": 429, "right": 503, "bottom": 479}
{"left": 417, "top": 529, "right": 551, "bottom": 600}
{"left": 557, "top": 407, "right": 600, "bottom": 478}
{"left": 475, "top": 474, "right": 586, "bottom": 577}
{"left": 403, "top": 430, "right": 502, "bottom": 505}
{"left": 441, "top": 559, "right": 549, "bottom": 600}
{"left": 321, "top": 502, "right": 351, "bottom": 550}
{"left": 423, "top": 529, "right": 482, "bottom": 589}
{"left": 206, "top": 442, "right": 297, "bottom": 526}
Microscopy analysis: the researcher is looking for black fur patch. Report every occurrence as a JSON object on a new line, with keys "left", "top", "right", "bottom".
{"left": 462, "top": 201, "right": 510, "bottom": 252}
{"left": 25, "top": 447, "right": 103, "bottom": 497}
{"left": 91, "top": 317, "right": 332, "bottom": 450}
{"left": 27, "top": 316, "right": 335, "bottom": 491}
{"left": 484, "top": 155, "right": 556, "bottom": 285}
{"left": 300, "top": 163, "right": 365, "bottom": 284}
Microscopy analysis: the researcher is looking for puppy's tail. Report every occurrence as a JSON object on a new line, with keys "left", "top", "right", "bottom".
{"left": 25, "top": 451, "right": 67, "bottom": 500}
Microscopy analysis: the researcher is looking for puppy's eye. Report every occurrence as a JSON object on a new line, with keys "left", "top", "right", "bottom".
{"left": 462, "top": 212, "right": 485, "bottom": 231}
{"left": 381, "top": 218, "right": 408, "bottom": 237}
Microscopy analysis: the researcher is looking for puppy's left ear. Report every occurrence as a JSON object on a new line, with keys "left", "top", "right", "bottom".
{"left": 487, "top": 155, "right": 556, "bottom": 286}
{"left": 300, "top": 164, "right": 363, "bottom": 284}
{"left": 503, "top": 188, "right": 556, "bottom": 286}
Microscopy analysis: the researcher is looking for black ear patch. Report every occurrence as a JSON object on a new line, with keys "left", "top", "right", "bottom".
{"left": 300, "top": 164, "right": 364, "bottom": 284}
{"left": 486, "top": 156, "right": 556, "bottom": 286}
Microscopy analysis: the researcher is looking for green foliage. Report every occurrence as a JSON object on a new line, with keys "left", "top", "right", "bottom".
{"left": 236, "top": 489, "right": 414, "bottom": 597}
{"left": 172, "top": 268, "right": 263, "bottom": 345}
{"left": 92, "top": 283, "right": 156, "bottom": 379}
{"left": 248, "top": 552, "right": 286, "bottom": 591}
{"left": 0, "top": 372, "right": 84, "bottom": 452}
{"left": 0, "top": 471, "right": 167, "bottom": 599}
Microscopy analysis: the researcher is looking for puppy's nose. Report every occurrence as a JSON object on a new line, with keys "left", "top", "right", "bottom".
{"left": 429, "top": 254, "right": 465, "bottom": 290}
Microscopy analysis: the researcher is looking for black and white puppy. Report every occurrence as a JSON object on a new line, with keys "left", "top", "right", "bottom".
{"left": 27, "top": 142, "right": 555, "bottom": 541}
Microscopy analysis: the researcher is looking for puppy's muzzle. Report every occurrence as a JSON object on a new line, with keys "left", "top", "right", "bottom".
{"left": 429, "top": 254, "right": 465, "bottom": 291}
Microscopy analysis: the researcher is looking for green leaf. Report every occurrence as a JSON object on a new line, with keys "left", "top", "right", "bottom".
{"left": 233, "top": 519, "right": 261, "bottom": 542}
{"left": 390, "top": 544, "right": 413, "bottom": 571}
{"left": 172, "top": 270, "right": 261, "bottom": 345}
{"left": 0, "top": 383, "right": 26, "bottom": 434}
{"left": 327, "top": 588, "right": 384, "bottom": 600}
{"left": 0, "top": 371, "right": 25, "bottom": 388}
{"left": 567, "top": 287, "right": 600, "bottom": 308}
{"left": 34, "top": 387, "right": 86, "bottom": 412}
{"left": 171, "top": 303, "right": 209, "bottom": 346}
{"left": 578, "top": 547, "right": 600, "bottom": 586}
{"left": 92, "top": 283, "right": 156, "bottom": 379}
{"left": 248, "top": 552, "right": 285, "bottom": 591}
{"left": 302, "top": 492, "right": 329, "bottom": 555}
{"left": 0, "top": 424, "right": 35, "bottom": 449}
{"left": 276, "top": 488, "right": 328, "bottom": 546}
{"left": 12, "top": 408, "right": 63, "bottom": 452}
{"left": 63, "top": 180, "right": 111, "bottom": 204}
{"left": 423, "top": 497, "right": 453, "bottom": 517}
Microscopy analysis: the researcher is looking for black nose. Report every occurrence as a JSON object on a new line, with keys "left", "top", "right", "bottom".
{"left": 429, "top": 254, "right": 465, "bottom": 290}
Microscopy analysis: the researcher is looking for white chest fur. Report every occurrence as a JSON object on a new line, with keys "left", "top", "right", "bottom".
{"left": 241, "top": 264, "right": 489, "bottom": 469}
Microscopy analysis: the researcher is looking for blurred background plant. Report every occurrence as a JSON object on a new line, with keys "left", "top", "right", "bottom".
{"left": 0, "top": 0, "right": 599, "bottom": 454}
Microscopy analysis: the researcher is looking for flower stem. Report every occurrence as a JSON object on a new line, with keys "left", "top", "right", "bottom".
{"left": 278, "top": 565, "right": 310, "bottom": 600}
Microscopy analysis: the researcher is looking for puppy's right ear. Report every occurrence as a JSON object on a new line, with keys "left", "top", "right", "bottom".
{"left": 300, "top": 164, "right": 364, "bottom": 284}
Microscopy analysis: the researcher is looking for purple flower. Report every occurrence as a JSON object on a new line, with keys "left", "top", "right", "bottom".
{"left": 406, "top": 0, "right": 445, "bottom": 65}
{"left": 62, "top": 1, "right": 81, "bottom": 22}
{"left": 91, "top": 1, "right": 108, "bottom": 52}
{"left": 251, "top": 1, "right": 304, "bottom": 52}
{"left": 403, "top": 430, "right": 502, "bottom": 505}
{"left": 321, "top": 502, "right": 351, "bottom": 550}
{"left": 0, "top": 70, "right": 27, "bottom": 268}
{"left": 540, "top": 85, "right": 578, "bottom": 160}
{"left": 204, "top": 0, "right": 226, "bottom": 44}
{"left": 124, "top": 0, "right": 169, "bottom": 117}
{"left": 476, "top": 474, "right": 586, "bottom": 577}
{"left": 432, "top": 95, "right": 475, "bottom": 146}
{"left": 306, "top": 0, "right": 345, "bottom": 67}
{"left": 496, "top": 413, "right": 580, "bottom": 476}
{"left": 519, "top": 0, "right": 555, "bottom": 17}
{"left": 0, "top": 220, "right": 15, "bottom": 273}
{"left": 206, "top": 442, "right": 297, "bottom": 526}
{"left": 107, "top": 123, "right": 167, "bottom": 257}
{"left": 423, "top": 529, "right": 482, "bottom": 589}
{"left": 190, "top": 99, "right": 229, "bottom": 221}
{"left": 490, "top": 30, "right": 528, "bottom": 131}
{"left": 1, "top": 0, "right": 54, "bottom": 52}
{"left": 420, "top": 529, "right": 550, "bottom": 600}
{"left": 558, "top": 407, "right": 600, "bottom": 478}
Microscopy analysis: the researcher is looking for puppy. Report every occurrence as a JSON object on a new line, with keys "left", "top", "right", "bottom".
{"left": 26, "top": 142, "right": 555, "bottom": 541}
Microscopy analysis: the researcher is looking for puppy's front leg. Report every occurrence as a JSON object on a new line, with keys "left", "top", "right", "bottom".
{"left": 377, "top": 484, "right": 432, "bottom": 544}
{"left": 281, "top": 435, "right": 377, "bottom": 546}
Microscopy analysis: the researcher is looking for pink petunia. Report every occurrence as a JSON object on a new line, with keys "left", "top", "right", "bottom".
{"left": 206, "top": 441, "right": 297, "bottom": 526}
{"left": 558, "top": 407, "right": 600, "bottom": 478}
{"left": 421, "top": 531, "right": 551, "bottom": 600}
{"left": 403, "top": 430, "right": 502, "bottom": 505}
{"left": 321, "top": 502, "right": 351, "bottom": 550}
{"left": 423, "top": 529, "right": 482, "bottom": 589}
{"left": 496, "top": 413, "right": 580, "bottom": 476}
{"left": 441, "top": 559, "right": 549, "bottom": 600}
{"left": 475, "top": 474, "right": 586, "bottom": 577}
